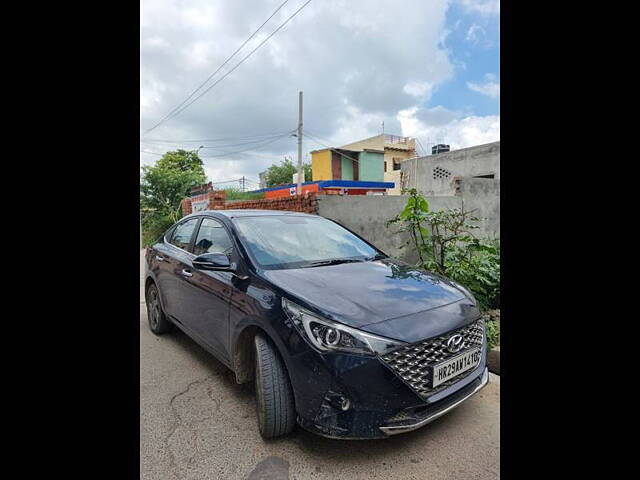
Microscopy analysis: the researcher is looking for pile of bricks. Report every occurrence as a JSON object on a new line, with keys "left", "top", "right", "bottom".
{"left": 222, "top": 193, "right": 318, "bottom": 214}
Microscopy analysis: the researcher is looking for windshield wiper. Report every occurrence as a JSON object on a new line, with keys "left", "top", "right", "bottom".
{"left": 364, "top": 253, "right": 386, "bottom": 261}
{"left": 301, "top": 258, "right": 363, "bottom": 268}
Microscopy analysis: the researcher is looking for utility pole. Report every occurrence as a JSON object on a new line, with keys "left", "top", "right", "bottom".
{"left": 297, "top": 91, "right": 303, "bottom": 195}
{"left": 240, "top": 176, "right": 246, "bottom": 192}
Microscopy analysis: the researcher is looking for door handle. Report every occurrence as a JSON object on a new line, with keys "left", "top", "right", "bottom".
{"left": 155, "top": 255, "right": 165, "bottom": 262}
{"left": 181, "top": 269, "right": 193, "bottom": 277}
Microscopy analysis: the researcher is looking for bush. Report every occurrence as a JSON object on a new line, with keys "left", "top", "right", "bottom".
{"left": 141, "top": 213, "right": 173, "bottom": 247}
{"left": 432, "top": 239, "right": 500, "bottom": 310}
{"left": 485, "top": 316, "right": 500, "bottom": 350}
{"left": 388, "top": 188, "right": 500, "bottom": 311}
{"left": 222, "top": 187, "right": 265, "bottom": 200}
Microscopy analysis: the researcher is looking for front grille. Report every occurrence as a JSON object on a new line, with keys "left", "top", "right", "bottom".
{"left": 380, "top": 318, "right": 484, "bottom": 399}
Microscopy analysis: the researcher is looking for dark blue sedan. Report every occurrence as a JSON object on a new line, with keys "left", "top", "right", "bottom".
{"left": 145, "top": 209, "right": 488, "bottom": 439}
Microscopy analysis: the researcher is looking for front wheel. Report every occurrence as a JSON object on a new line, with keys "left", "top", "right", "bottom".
{"left": 253, "top": 333, "right": 296, "bottom": 438}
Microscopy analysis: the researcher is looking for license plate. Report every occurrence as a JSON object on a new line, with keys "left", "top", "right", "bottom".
{"left": 432, "top": 348, "right": 482, "bottom": 387}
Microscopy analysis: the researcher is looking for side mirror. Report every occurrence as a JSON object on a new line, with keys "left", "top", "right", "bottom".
{"left": 192, "top": 252, "right": 233, "bottom": 271}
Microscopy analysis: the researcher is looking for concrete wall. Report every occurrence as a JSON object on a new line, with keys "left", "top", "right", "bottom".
{"left": 317, "top": 195, "right": 418, "bottom": 263}
{"left": 402, "top": 141, "right": 500, "bottom": 196}
{"left": 316, "top": 181, "right": 499, "bottom": 263}
{"left": 317, "top": 195, "right": 470, "bottom": 264}
{"left": 458, "top": 178, "right": 500, "bottom": 240}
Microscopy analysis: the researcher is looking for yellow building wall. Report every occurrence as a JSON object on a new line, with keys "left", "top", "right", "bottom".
{"left": 384, "top": 150, "right": 415, "bottom": 173}
{"left": 384, "top": 170, "right": 403, "bottom": 195}
{"left": 311, "top": 149, "right": 332, "bottom": 181}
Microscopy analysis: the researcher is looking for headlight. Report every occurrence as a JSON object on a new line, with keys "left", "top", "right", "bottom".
{"left": 282, "top": 298, "right": 406, "bottom": 355}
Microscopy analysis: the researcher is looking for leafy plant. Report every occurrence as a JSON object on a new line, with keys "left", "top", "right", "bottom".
{"left": 388, "top": 188, "right": 500, "bottom": 311}
{"left": 436, "top": 239, "right": 500, "bottom": 310}
{"left": 485, "top": 317, "right": 500, "bottom": 350}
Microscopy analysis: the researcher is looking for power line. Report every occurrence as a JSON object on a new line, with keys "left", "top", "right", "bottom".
{"left": 304, "top": 131, "right": 361, "bottom": 164}
{"left": 199, "top": 132, "right": 293, "bottom": 158}
{"left": 141, "top": 131, "right": 294, "bottom": 144}
{"left": 141, "top": 131, "right": 294, "bottom": 160}
{"left": 211, "top": 178, "right": 246, "bottom": 184}
{"left": 141, "top": 130, "right": 295, "bottom": 150}
{"left": 142, "top": 0, "right": 314, "bottom": 136}
{"left": 142, "top": 0, "right": 292, "bottom": 136}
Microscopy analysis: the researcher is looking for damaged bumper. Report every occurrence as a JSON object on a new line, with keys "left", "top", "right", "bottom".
{"left": 290, "top": 341, "right": 489, "bottom": 440}
{"left": 379, "top": 367, "right": 489, "bottom": 436}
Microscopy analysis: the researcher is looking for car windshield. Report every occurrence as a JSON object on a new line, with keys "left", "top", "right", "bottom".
{"left": 232, "top": 215, "right": 381, "bottom": 269}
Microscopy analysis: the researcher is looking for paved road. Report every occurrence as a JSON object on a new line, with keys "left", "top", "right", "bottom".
{"left": 140, "top": 250, "right": 500, "bottom": 480}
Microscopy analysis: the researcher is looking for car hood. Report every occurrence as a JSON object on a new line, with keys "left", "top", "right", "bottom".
{"left": 262, "top": 258, "right": 481, "bottom": 342}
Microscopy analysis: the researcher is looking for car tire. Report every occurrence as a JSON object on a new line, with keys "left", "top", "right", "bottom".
{"left": 146, "top": 283, "right": 173, "bottom": 335}
{"left": 253, "top": 333, "right": 296, "bottom": 438}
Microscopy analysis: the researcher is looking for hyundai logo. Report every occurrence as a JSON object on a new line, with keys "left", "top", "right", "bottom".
{"left": 446, "top": 334, "right": 464, "bottom": 353}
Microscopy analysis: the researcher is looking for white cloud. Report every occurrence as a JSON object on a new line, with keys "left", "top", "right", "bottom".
{"left": 140, "top": 0, "right": 482, "bottom": 181}
{"left": 456, "top": 0, "right": 500, "bottom": 16}
{"left": 466, "top": 24, "right": 486, "bottom": 43}
{"left": 142, "top": 36, "right": 170, "bottom": 48}
{"left": 403, "top": 81, "right": 433, "bottom": 99}
{"left": 398, "top": 107, "right": 499, "bottom": 151}
{"left": 466, "top": 74, "right": 500, "bottom": 98}
{"left": 181, "top": 5, "right": 219, "bottom": 27}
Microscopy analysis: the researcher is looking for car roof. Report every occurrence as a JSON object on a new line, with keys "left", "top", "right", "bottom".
{"left": 188, "top": 209, "right": 317, "bottom": 219}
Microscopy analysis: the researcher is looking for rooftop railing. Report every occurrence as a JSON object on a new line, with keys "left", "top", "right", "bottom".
{"left": 384, "top": 134, "right": 415, "bottom": 145}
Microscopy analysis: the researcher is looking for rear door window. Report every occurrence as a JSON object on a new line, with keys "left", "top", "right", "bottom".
{"left": 169, "top": 218, "right": 199, "bottom": 251}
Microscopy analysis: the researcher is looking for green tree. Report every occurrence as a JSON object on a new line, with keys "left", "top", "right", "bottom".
{"left": 264, "top": 158, "right": 312, "bottom": 187}
{"left": 140, "top": 150, "right": 207, "bottom": 245}
{"left": 156, "top": 149, "right": 206, "bottom": 177}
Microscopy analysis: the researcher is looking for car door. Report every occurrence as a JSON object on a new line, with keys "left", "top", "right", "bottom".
{"left": 178, "top": 216, "right": 235, "bottom": 362}
{"left": 155, "top": 217, "right": 201, "bottom": 320}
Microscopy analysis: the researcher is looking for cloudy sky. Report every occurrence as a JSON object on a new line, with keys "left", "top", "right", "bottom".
{"left": 140, "top": 0, "right": 499, "bottom": 189}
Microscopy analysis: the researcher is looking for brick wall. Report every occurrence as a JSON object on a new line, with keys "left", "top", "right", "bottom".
{"left": 181, "top": 190, "right": 318, "bottom": 217}
{"left": 207, "top": 190, "right": 226, "bottom": 210}
{"left": 222, "top": 193, "right": 318, "bottom": 214}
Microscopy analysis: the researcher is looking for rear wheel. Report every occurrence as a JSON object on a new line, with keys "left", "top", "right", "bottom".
{"left": 146, "top": 283, "right": 173, "bottom": 335}
{"left": 253, "top": 333, "right": 296, "bottom": 438}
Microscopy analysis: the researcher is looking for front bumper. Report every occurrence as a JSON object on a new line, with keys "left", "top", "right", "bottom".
{"left": 379, "top": 367, "right": 489, "bottom": 436}
{"left": 290, "top": 339, "right": 489, "bottom": 439}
